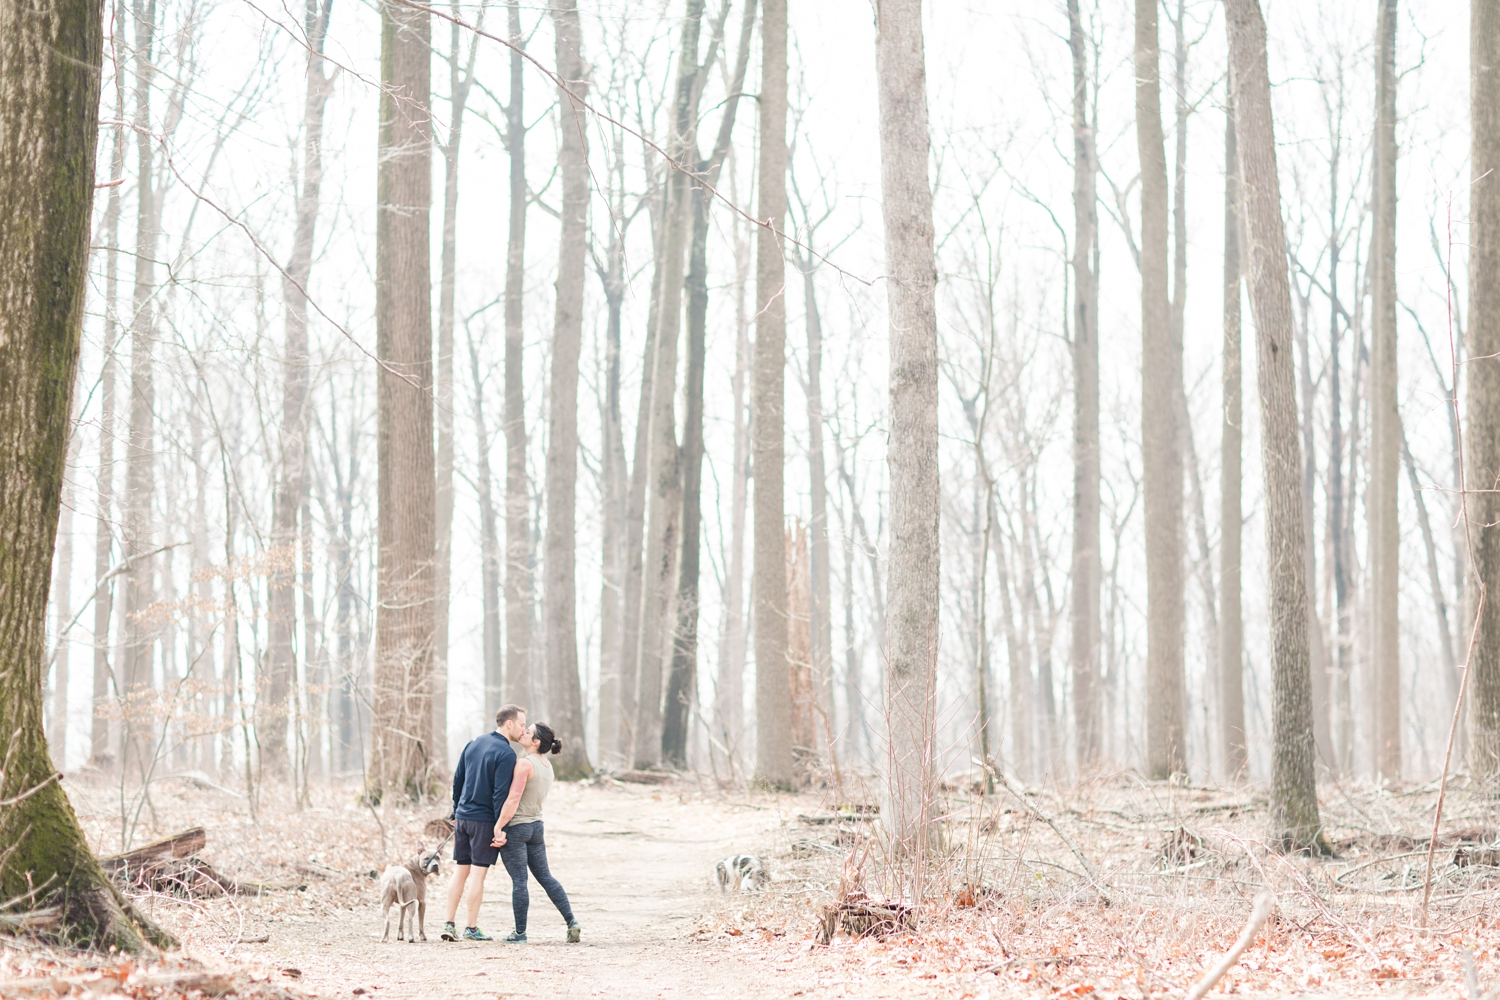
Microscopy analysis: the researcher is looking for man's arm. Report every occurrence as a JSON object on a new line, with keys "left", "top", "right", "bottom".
{"left": 451, "top": 742, "right": 468, "bottom": 815}
{"left": 491, "top": 759, "right": 532, "bottom": 846}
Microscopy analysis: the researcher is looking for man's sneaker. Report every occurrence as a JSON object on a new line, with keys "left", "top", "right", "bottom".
{"left": 503, "top": 931, "right": 527, "bottom": 943}
{"left": 463, "top": 926, "right": 493, "bottom": 942}
{"left": 439, "top": 922, "right": 458, "bottom": 941}
{"left": 566, "top": 922, "right": 581, "bottom": 943}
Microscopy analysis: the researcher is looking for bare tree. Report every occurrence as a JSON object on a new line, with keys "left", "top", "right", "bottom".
{"left": 371, "top": 0, "right": 437, "bottom": 797}
{"left": 543, "top": 0, "right": 592, "bottom": 778}
{"left": 875, "top": 0, "right": 939, "bottom": 866}
{"left": 265, "top": 0, "right": 335, "bottom": 772}
{"left": 1136, "top": 0, "right": 1185, "bottom": 778}
{"left": 0, "top": 0, "right": 171, "bottom": 949}
{"left": 1068, "top": 0, "right": 1101, "bottom": 769}
{"left": 1369, "top": 0, "right": 1400, "bottom": 778}
{"left": 1220, "top": 88, "right": 1247, "bottom": 777}
{"left": 1468, "top": 0, "right": 1500, "bottom": 785}
{"left": 754, "top": 0, "right": 792, "bottom": 788}
{"left": 503, "top": 0, "right": 532, "bottom": 710}
{"left": 1225, "top": 0, "right": 1324, "bottom": 850}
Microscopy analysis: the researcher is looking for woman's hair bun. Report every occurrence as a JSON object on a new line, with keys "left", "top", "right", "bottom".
{"left": 532, "top": 722, "right": 561, "bottom": 755}
{"left": 549, "top": 738, "right": 563, "bottom": 755}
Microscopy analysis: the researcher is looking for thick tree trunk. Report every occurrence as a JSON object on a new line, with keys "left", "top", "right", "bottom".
{"left": 1468, "top": 0, "right": 1500, "bottom": 786}
{"left": 876, "top": 0, "right": 939, "bottom": 866}
{"left": 1220, "top": 92, "right": 1247, "bottom": 778}
{"left": 503, "top": 0, "right": 532, "bottom": 710}
{"left": 266, "top": 0, "right": 334, "bottom": 771}
{"left": 0, "top": 0, "right": 171, "bottom": 949}
{"left": 754, "top": 0, "right": 793, "bottom": 789}
{"left": 372, "top": 0, "right": 436, "bottom": 798}
{"left": 1225, "top": 0, "right": 1324, "bottom": 849}
{"left": 544, "top": 0, "right": 591, "bottom": 779}
{"left": 1370, "top": 0, "right": 1400, "bottom": 779}
{"left": 91, "top": 37, "right": 126, "bottom": 769}
{"left": 121, "top": 0, "right": 160, "bottom": 785}
{"left": 435, "top": 13, "right": 478, "bottom": 769}
{"left": 664, "top": 0, "right": 754, "bottom": 769}
{"left": 1067, "top": 0, "right": 1101, "bottom": 770}
{"left": 1136, "top": 0, "right": 1185, "bottom": 779}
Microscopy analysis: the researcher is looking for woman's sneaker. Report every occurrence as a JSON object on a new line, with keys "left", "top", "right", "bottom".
{"left": 503, "top": 931, "right": 527, "bottom": 943}
{"left": 463, "top": 926, "right": 493, "bottom": 941}
{"left": 440, "top": 922, "right": 458, "bottom": 941}
{"left": 566, "top": 922, "right": 581, "bottom": 943}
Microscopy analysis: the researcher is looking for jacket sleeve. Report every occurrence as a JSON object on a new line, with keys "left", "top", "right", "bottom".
{"left": 452, "top": 741, "right": 468, "bottom": 811}
{"left": 492, "top": 743, "right": 516, "bottom": 821}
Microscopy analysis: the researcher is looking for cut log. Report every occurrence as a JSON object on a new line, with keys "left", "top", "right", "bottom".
{"left": 815, "top": 892, "right": 916, "bottom": 944}
{"left": 98, "top": 827, "right": 206, "bottom": 870}
{"left": 615, "top": 770, "right": 673, "bottom": 785}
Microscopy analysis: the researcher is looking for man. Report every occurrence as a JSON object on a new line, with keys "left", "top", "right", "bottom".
{"left": 441, "top": 704, "right": 527, "bottom": 942}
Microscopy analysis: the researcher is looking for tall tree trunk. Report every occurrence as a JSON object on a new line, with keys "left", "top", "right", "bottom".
{"left": 0, "top": 0, "right": 170, "bottom": 948}
{"left": 1468, "top": 0, "right": 1500, "bottom": 786}
{"left": 875, "top": 0, "right": 939, "bottom": 866}
{"left": 1225, "top": 0, "right": 1324, "bottom": 850}
{"left": 1370, "top": 0, "right": 1400, "bottom": 779}
{"left": 799, "top": 250, "right": 838, "bottom": 769}
{"left": 1136, "top": 0, "right": 1185, "bottom": 779}
{"left": 51, "top": 427, "right": 78, "bottom": 768}
{"left": 1220, "top": 90, "right": 1247, "bottom": 777}
{"left": 435, "top": 8, "right": 479, "bottom": 770}
{"left": 1067, "top": 0, "right": 1101, "bottom": 770}
{"left": 503, "top": 0, "right": 532, "bottom": 710}
{"left": 372, "top": 0, "right": 436, "bottom": 798}
{"left": 266, "top": 0, "right": 334, "bottom": 771}
{"left": 664, "top": 0, "right": 755, "bottom": 769}
{"left": 714, "top": 198, "right": 752, "bottom": 773}
{"left": 596, "top": 154, "right": 628, "bottom": 766}
{"left": 467, "top": 330, "right": 503, "bottom": 714}
{"left": 91, "top": 32, "right": 126, "bottom": 769}
{"left": 121, "top": 0, "right": 160, "bottom": 785}
{"left": 1327, "top": 124, "right": 1352, "bottom": 775}
{"left": 543, "top": 0, "right": 592, "bottom": 779}
{"left": 754, "top": 0, "right": 793, "bottom": 789}
{"left": 635, "top": 0, "right": 704, "bottom": 770}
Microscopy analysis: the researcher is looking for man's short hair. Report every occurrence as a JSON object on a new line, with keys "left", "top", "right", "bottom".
{"left": 496, "top": 704, "right": 525, "bottom": 728}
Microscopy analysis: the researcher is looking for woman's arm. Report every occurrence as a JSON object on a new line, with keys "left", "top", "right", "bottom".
{"left": 492, "top": 758, "right": 533, "bottom": 844}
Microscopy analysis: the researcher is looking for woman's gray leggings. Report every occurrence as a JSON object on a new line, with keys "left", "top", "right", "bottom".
{"left": 499, "top": 821, "right": 574, "bottom": 935}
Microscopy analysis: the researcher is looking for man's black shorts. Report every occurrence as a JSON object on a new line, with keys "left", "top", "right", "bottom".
{"left": 453, "top": 818, "right": 499, "bottom": 867}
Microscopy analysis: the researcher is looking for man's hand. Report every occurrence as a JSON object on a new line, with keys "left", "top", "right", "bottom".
{"left": 491, "top": 826, "right": 506, "bottom": 848}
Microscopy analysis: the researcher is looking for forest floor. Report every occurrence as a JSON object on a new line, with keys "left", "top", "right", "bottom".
{"left": 6, "top": 769, "right": 1500, "bottom": 998}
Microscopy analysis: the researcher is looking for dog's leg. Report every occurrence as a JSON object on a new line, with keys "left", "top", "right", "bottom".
{"left": 417, "top": 898, "right": 427, "bottom": 941}
{"left": 381, "top": 894, "right": 393, "bottom": 943}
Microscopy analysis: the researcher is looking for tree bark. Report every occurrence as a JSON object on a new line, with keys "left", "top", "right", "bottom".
{"left": 1468, "top": 0, "right": 1500, "bottom": 786}
{"left": 1220, "top": 90, "right": 1247, "bottom": 778}
{"left": 121, "top": 0, "right": 160, "bottom": 785}
{"left": 1369, "top": 0, "right": 1400, "bottom": 779}
{"left": 372, "top": 0, "right": 436, "bottom": 798}
{"left": 664, "top": 0, "right": 755, "bottom": 769}
{"left": 1067, "top": 0, "right": 1101, "bottom": 770}
{"left": 0, "top": 0, "right": 171, "bottom": 948}
{"left": 1137, "top": 0, "right": 1185, "bottom": 779}
{"left": 266, "top": 0, "right": 334, "bottom": 771}
{"left": 503, "top": 0, "right": 532, "bottom": 710}
{"left": 542, "top": 0, "right": 592, "bottom": 779}
{"left": 754, "top": 0, "right": 792, "bottom": 789}
{"left": 875, "top": 0, "right": 939, "bottom": 866}
{"left": 436, "top": 6, "right": 480, "bottom": 771}
{"left": 1225, "top": 0, "right": 1324, "bottom": 849}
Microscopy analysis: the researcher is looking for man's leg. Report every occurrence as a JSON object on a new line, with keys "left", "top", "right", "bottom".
{"left": 445, "top": 864, "right": 470, "bottom": 924}
{"left": 465, "top": 865, "right": 490, "bottom": 929}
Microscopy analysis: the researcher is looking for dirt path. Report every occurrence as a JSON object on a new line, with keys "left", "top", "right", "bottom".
{"left": 228, "top": 782, "right": 907, "bottom": 1000}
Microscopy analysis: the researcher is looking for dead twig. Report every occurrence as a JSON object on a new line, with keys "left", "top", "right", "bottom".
{"left": 1182, "top": 891, "right": 1275, "bottom": 1000}
{"left": 985, "top": 758, "right": 1109, "bottom": 904}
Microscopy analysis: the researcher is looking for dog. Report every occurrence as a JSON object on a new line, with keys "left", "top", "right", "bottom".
{"left": 379, "top": 849, "right": 441, "bottom": 943}
{"left": 715, "top": 854, "right": 770, "bottom": 892}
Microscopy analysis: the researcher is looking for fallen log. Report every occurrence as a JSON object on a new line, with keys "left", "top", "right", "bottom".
{"left": 98, "top": 827, "right": 206, "bottom": 870}
{"left": 816, "top": 892, "right": 916, "bottom": 945}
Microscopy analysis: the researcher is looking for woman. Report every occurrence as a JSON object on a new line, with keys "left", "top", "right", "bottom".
{"left": 493, "top": 723, "right": 581, "bottom": 943}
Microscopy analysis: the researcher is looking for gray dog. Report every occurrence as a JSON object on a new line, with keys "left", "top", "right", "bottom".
{"left": 379, "top": 850, "right": 441, "bottom": 943}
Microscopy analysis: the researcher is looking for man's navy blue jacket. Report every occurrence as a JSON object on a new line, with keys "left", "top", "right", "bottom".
{"left": 451, "top": 731, "right": 516, "bottom": 823}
